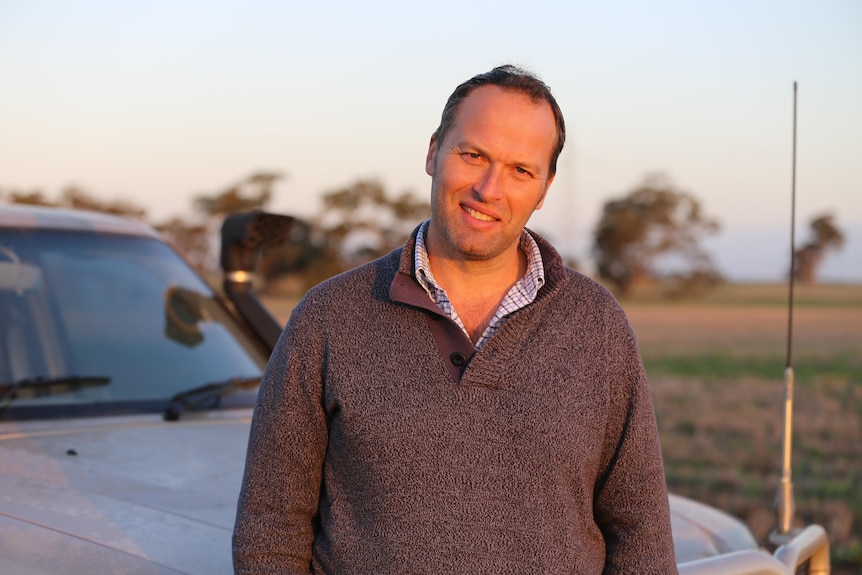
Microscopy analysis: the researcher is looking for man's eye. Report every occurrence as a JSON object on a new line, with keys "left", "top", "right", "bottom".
{"left": 515, "top": 167, "right": 532, "bottom": 176}
{"left": 463, "top": 152, "right": 482, "bottom": 161}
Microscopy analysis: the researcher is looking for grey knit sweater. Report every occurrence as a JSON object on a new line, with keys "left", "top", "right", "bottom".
{"left": 233, "top": 229, "right": 678, "bottom": 574}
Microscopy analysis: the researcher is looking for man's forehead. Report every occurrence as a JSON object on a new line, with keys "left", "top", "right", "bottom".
{"left": 451, "top": 86, "right": 556, "bottom": 142}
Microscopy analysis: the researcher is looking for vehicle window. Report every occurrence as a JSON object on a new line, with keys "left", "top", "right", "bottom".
{"left": 0, "top": 229, "right": 268, "bottom": 419}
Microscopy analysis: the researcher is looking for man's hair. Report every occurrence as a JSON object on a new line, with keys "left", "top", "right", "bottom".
{"left": 432, "top": 65, "right": 566, "bottom": 175}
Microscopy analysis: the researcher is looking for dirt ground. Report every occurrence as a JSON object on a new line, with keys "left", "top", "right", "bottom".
{"left": 622, "top": 299, "right": 861, "bottom": 571}
{"left": 624, "top": 304, "right": 862, "bottom": 355}
{"left": 265, "top": 295, "right": 862, "bottom": 356}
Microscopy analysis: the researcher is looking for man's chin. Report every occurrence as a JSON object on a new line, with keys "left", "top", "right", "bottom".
{"left": 452, "top": 237, "right": 510, "bottom": 262}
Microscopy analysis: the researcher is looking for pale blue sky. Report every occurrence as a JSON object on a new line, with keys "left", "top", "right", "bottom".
{"left": 2, "top": 0, "right": 860, "bottom": 280}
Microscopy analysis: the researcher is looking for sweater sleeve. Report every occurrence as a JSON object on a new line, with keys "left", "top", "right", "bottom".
{"left": 593, "top": 305, "right": 679, "bottom": 575}
{"left": 233, "top": 296, "right": 328, "bottom": 575}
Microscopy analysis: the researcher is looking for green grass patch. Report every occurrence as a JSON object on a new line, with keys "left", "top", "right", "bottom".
{"left": 643, "top": 352, "right": 861, "bottom": 382}
{"left": 805, "top": 478, "right": 857, "bottom": 500}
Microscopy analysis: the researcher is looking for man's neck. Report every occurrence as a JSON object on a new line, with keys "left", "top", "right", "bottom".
{"left": 428, "top": 244, "right": 526, "bottom": 343}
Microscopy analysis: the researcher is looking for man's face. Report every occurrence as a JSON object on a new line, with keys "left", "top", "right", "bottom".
{"left": 425, "top": 85, "right": 557, "bottom": 264}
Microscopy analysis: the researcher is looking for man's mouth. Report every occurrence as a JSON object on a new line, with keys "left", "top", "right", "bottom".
{"left": 463, "top": 205, "right": 496, "bottom": 222}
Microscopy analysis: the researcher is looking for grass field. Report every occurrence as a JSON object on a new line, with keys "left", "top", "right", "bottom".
{"left": 622, "top": 283, "right": 862, "bottom": 570}
{"left": 262, "top": 282, "right": 862, "bottom": 570}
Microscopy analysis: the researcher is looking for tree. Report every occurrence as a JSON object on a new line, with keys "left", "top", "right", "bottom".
{"left": 251, "top": 179, "right": 430, "bottom": 295}
{"left": 0, "top": 188, "right": 53, "bottom": 206}
{"left": 192, "top": 171, "right": 281, "bottom": 217}
{"left": 1, "top": 176, "right": 430, "bottom": 292}
{"left": 593, "top": 174, "right": 721, "bottom": 296}
{"left": 2, "top": 175, "right": 294, "bottom": 275}
{"left": 154, "top": 217, "right": 212, "bottom": 270}
{"left": 1, "top": 185, "right": 147, "bottom": 219}
{"left": 315, "top": 178, "right": 430, "bottom": 269}
{"left": 159, "top": 171, "right": 285, "bottom": 271}
{"left": 793, "top": 213, "right": 845, "bottom": 284}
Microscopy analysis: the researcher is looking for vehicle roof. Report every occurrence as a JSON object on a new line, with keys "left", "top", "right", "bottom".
{"left": 0, "top": 204, "right": 159, "bottom": 239}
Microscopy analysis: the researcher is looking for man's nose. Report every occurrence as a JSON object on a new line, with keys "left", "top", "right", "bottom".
{"left": 472, "top": 166, "right": 505, "bottom": 202}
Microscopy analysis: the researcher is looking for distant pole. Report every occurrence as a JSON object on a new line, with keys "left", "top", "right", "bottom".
{"left": 772, "top": 81, "right": 798, "bottom": 544}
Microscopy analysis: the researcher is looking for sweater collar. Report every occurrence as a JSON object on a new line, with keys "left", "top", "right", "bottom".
{"left": 389, "top": 223, "right": 569, "bottom": 308}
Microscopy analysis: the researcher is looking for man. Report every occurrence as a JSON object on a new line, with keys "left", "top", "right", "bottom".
{"left": 233, "top": 65, "right": 678, "bottom": 574}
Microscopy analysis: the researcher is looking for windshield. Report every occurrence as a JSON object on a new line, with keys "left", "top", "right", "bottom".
{"left": 0, "top": 228, "right": 268, "bottom": 420}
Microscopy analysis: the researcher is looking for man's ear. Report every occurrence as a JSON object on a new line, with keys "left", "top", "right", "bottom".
{"left": 425, "top": 135, "right": 438, "bottom": 176}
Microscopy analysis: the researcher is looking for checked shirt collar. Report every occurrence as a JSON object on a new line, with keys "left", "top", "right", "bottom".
{"left": 413, "top": 219, "right": 545, "bottom": 349}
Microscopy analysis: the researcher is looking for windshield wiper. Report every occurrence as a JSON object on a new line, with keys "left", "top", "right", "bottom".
{"left": 163, "top": 376, "right": 261, "bottom": 421}
{"left": 0, "top": 375, "right": 112, "bottom": 414}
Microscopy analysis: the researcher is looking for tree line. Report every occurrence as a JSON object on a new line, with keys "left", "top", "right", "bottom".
{"left": 1, "top": 173, "right": 845, "bottom": 297}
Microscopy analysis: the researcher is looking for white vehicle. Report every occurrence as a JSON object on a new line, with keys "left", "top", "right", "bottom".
{"left": 0, "top": 204, "right": 829, "bottom": 573}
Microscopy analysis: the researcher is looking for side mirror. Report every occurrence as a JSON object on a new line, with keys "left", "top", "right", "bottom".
{"left": 219, "top": 211, "right": 297, "bottom": 351}
{"left": 220, "top": 210, "right": 297, "bottom": 276}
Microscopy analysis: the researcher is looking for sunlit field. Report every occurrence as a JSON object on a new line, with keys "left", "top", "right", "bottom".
{"left": 621, "top": 283, "right": 862, "bottom": 571}
{"left": 262, "top": 282, "right": 862, "bottom": 570}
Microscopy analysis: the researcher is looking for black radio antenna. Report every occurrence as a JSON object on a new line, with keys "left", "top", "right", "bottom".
{"left": 771, "top": 81, "right": 799, "bottom": 544}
